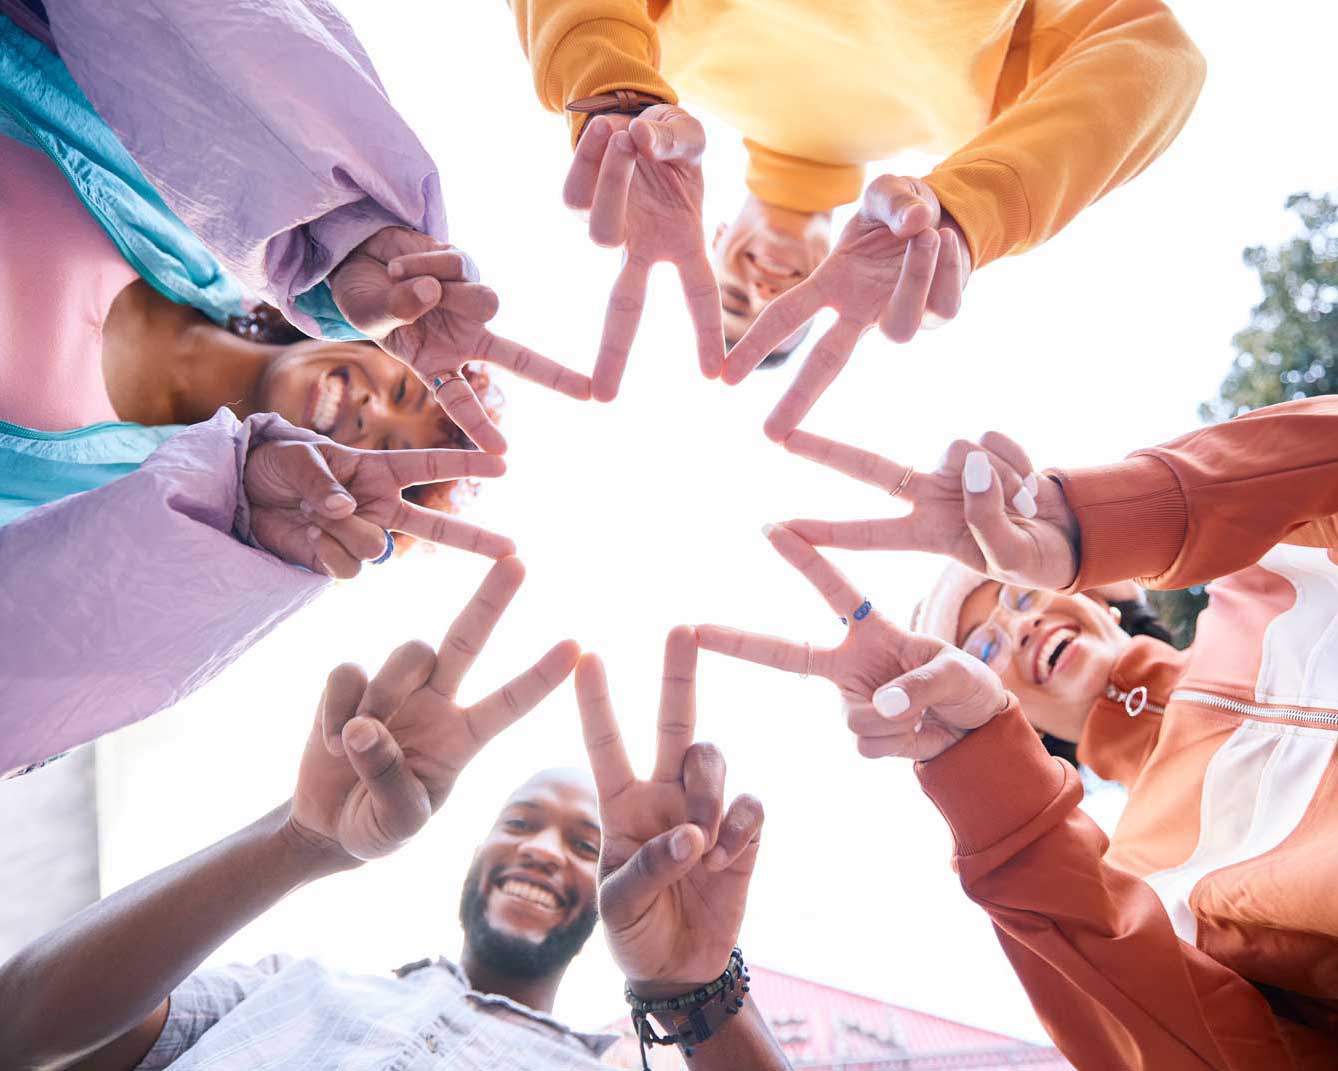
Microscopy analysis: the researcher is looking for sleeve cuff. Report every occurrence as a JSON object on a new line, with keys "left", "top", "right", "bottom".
{"left": 924, "top": 158, "right": 1031, "bottom": 271}
{"left": 543, "top": 19, "right": 676, "bottom": 146}
{"left": 1050, "top": 453, "right": 1188, "bottom": 591}
{"left": 916, "top": 699, "right": 1072, "bottom": 857}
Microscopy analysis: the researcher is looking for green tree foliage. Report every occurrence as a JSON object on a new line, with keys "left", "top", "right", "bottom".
{"left": 1154, "top": 194, "right": 1337, "bottom": 647}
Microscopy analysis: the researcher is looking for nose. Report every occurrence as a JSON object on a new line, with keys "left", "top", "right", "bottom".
{"left": 752, "top": 277, "right": 781, "bottom": 301}
{"left": 518, "top": 826, "right": 565, "bottom": 871}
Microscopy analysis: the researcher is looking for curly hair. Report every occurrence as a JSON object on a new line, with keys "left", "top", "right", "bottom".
{"left": 1040, "top": 597, "right": 1175, "bottom": 767}
{"left": 226, "top": 305, "right": 503, "bottom": 545}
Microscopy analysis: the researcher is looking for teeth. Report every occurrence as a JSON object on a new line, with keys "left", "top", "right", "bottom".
{"left": 1038, "top": 628, "right": 1078, "bottom": 679}
{"left": 312, "top": 375, "right": 344, "bottom": 434}
{"left": 500, "top": 879, "right": 559, "bottom": 909}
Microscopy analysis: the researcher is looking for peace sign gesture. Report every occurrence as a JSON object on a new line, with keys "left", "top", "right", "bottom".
{"left": 575, "top": 627, "right": 764, "bottom": 998}
{"left": 331, "top": 226, "right": 592, "bottom": 453}
{"left": 781, "top": 429, "right": 1081, "bottom": 591}
{"left": 698, "top": 525, "right": 1007, "bottom": 762}
{"left": 565, "top": 106, "right": 725, "bottom": 402}
{"left": 287, "top": 557, "right": 580, "bottom": 864}
{"left": 244, "top": 438, "right": 514, "bottom": 578}
{"left": 720, "top": 176, "right": 969, "bottom": 441}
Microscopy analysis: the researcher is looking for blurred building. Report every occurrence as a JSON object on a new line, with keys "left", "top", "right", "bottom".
{"left": 601, "top": 964, "right": 1072, "bottom": 1070}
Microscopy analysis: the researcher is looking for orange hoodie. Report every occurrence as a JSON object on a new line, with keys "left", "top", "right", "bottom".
{"left": 918, "top": 397, "right": 1338, "bottom": 1069}
{"left": 507, "top": 0, "right": 1205, "bottom": 269}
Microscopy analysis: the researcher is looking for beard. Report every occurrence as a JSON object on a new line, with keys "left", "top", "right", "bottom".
{"left": 458, "top": 858, "right": 599, "bottom": 980}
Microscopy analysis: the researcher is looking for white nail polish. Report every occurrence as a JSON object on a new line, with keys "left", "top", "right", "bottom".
{"left": 963, "top": 451, "right": 992, "bottom": 494}
{"left": 913, "top": 717, "right": 924, "bottom": 734}
{"left": 1012, "top": 487, "right": 1037, "bottom": 519}
{"left": 1024, "top": 472, "right": 1039, "bottom": 497}
{"left": 873, "top": 685, "right": 910, "bottom": 719}
{"left": 762, "top": 523, "right": 778, "bottom": 538}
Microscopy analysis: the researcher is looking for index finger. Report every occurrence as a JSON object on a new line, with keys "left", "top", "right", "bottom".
{"left": 377, "top": 448, "right": 507, "bottom": 489}
{"left": 574, "top": 653, "right": 637, "bottom": 801}
{"left": 695, "top": 624, "right": 828, "bottom": 679}
{"left": 481, "top": 332, "right": 592, "bottom": 402}
{"left": 652, "top": 626, "right": 698, "bottom": 783}
{"left": 386, "top": 501, "right": 515, "bottom": 559}
{"left": 763, "top": 316, "right": 865, "bottom": 442}
{"left": 429, "top": 556, "right": 527, "bottom": 697}
{"left": 783, "top": 431, "right": 912, "bottom": 495}
{"left": 592, "top": 255, "right": 650, "bottom": 402}
{"left": 764, "top": 523, "right": 865, "bottom": 619}
{"left": 720, "top": 281, "right": 821, "bottom": 385}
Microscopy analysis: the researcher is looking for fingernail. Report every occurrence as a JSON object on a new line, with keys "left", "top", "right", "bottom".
{"left": 873, "top": 685, "right": 910, "bottom": 719}
{"left": 762, "top": 523, "right": 778, "bottom": 539}
{"left": 914, "top": 717, "right": 924, "bottom": 734}
{"left": 306, "top": 525, "right": 321, "bottom": 542}
{"left": 670, "top": 827, "right": 693, "bottom": 861}
{"left": 963, "top": 451, "right": 992, "bottom": 493}
{"left": 1012, "top": 486, "right": 1037, "bottom": 519}
{"left": 1024, "top": 472, "right": 1039, "bottom": 497}
{"left": 299, "top": 500, "right": 313, "bottom": 517}
{"left": 346, "top": 720, "right": 377, "bottom": 753}
{"left": 326, "top": 491, "right": 355, "bottom": 511}
{"left": 412, "top": 277, "right": 436, "bottom": 302}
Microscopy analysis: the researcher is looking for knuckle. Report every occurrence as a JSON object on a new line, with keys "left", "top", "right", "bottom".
{"left": 446, "top": 632, "right": 480, "bottom": 658}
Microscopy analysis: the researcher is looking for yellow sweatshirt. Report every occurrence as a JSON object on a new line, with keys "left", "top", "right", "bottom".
{"left": 508, "top": 0, "right": 1204, "bottom": 268}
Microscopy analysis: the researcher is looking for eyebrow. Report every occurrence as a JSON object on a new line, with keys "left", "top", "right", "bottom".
{"left": 509, "top": 800, "right": 600, "bottom": 832}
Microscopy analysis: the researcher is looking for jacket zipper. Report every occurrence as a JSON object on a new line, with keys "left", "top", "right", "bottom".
{"left": 1169, "top": 689, "right": 1338, "bottom": 728}
{"left": 1105, "top": 683, "right": 1165, "bottom": 717}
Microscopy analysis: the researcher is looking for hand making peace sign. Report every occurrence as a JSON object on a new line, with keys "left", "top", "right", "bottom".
{"left": 575, "top": 627, "right": 764, "bottom": 998}
{"left": 331, "top": 226, "right": 592, "bottom": 453}
{"left": 698, "top": 525, "right": 1007, "bottom": 762}
{"left": 779, "top": 429, "right": 1081, "bottom": 591}
{"left": 287, "top": 557, "right": 580, "bottom": 863}
{"left": 721, "top": 176, "right": 969, "bottom": 441}
{"left": 565, "top": 106, "right": 726, "bottom": 402}
{"left": 244, "top": 438, "right": 514, "bottom": 578}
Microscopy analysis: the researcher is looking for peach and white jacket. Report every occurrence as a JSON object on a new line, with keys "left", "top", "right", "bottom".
{"left": 918, "top": 397, "right": 1338, "bottom": 1070}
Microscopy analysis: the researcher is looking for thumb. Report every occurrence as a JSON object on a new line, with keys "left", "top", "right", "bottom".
{"left": 630, "top": 114, "right": 700, "bottom": 163}
{"left": 333, "top": 259, "right": 442, "bottom": 339}
{"left": 601, "top": 824, "right": 705, "bottom": 928}
{"left": 873, "top": 647, "right": 1003, "bottom": 735}
{"left": 342, "top": 717, "right": 432, "bottom": 849}
{"left": 863, "top": 176, "right": 939, "bottom": 238}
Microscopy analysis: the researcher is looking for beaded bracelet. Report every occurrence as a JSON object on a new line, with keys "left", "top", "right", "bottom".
{"left": 625, "top": 949, "right": 750, "bottom": 1069}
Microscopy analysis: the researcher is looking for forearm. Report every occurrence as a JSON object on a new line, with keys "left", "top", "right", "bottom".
{"left": 0, "top": 411, "right": 326, "bottom": 778}
{"left": 507, "top": 0, "right": 675, "bottom": 144}
{"left": 1052, "top": 397, "right": 1338, "bottom": 590}
{"left": 925, "top": 0, "right": 1204, "bottom": 269}
{"left": 918, "top": 706, "right": 1290, "bottom": 1070}
{"left": 0, "top": 803, "right": 346, "bottom": 1069}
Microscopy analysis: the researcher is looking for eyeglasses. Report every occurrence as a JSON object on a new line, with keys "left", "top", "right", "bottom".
{"left": 961, "top": 586, "right": 1055, "bottom": 670}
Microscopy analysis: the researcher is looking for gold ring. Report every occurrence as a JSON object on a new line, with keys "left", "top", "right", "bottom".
{"left": 431, "top": 370, "right": 466, "bottom": 394}
{"left": 889, "top": 466, "right": 914, "bottom": 498}
{"left": 801, "top": 642, "right": 814, "bottom": 679}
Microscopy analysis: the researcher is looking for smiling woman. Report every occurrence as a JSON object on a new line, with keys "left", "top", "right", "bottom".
{"left": 100, "top": 284, "right": 501, "bottom": 525}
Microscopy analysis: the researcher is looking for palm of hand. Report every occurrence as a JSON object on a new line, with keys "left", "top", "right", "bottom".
{"left": 813, "top": 218, "right": 915, "bottom": 324}
{"left": 291, "top": 688, "right": 475, "bottom": 861}
{"left": 599, "top": 782, "right": 751, "bottom": 986}
{"left": 624, "top": 140, "right": 707, "bottom": 266}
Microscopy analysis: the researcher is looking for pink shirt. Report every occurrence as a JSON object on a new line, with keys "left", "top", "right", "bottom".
{"left": 0, "top": 136, "right": 134, "bottom": 429}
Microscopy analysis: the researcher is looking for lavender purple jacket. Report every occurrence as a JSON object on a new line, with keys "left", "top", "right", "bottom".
{"left": 41, "top": 0, "right": 450, "bottom": 337}
{"left": 0, "top": 2, "right": 453, "bottom": 776}
{"left": 0, "top": 410, "right": 329, "bottom": 779}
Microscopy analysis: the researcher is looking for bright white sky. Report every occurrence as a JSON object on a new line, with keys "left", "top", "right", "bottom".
{"left": 96, "top": 0, "right": 1338, "bottom": 1047}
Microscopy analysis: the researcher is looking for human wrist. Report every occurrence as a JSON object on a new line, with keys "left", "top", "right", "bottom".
{"left": 626, "top": 950, "right": 751, "bottom": 1067}
{"left": 272, "top": 803, "right": 363, "bottom": 882}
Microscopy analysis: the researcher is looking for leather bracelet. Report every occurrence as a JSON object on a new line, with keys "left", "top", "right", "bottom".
{"left": 566, "top": 89, "right": 666, "bottom": 117}
{"left": 625, "top": 949, "right": 750, "bottom": 1069}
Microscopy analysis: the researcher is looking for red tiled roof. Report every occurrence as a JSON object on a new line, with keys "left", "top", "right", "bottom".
{"left": 602, "top": 964, "right": 1072, "bottom": 1070}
